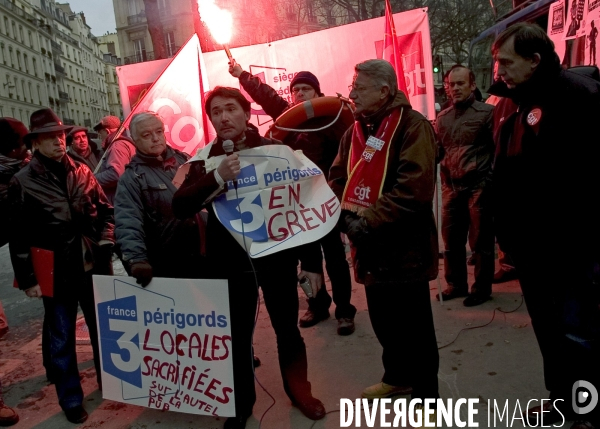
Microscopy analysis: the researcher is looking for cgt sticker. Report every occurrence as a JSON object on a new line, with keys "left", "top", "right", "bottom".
{"left": 526, "top": 108, "right": 542, "bottom": 126}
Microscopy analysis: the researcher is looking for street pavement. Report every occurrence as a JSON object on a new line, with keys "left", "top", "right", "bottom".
{"left": 0, "top": 243, "right": 582, "bottom": 428}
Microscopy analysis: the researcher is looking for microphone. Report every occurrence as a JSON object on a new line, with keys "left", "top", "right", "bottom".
{"left": 222, "top": 139, "right": 234, "bottom": 154}
{"left": 222, "top": 139, "right": 237, "bottom": 189}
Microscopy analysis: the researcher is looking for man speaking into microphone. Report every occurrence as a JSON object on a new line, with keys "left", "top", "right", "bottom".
{"left": 172, "top": 87, "right": 326, "bottom": 429}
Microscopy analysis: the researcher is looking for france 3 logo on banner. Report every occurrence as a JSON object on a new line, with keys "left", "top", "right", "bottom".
{"left": 215, "top": 164, "right": 269, "bottom": 243}
{"left": 212, "top": 145, "right": 341, "bottom": 258}
{"left": 97, "top": 295, "right": 142, "bottom": 388}
{"left": 94, "top": 276, "right": 235, "bottom": 417}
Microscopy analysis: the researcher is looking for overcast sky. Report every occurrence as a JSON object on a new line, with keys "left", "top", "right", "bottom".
{"left": 62, "top": 0, "right": 117, "bottom": 36}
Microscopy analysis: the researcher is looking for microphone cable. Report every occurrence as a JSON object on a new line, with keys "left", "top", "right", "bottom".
{"left": 226, "top": 147, "right": 277, "bottom": 429}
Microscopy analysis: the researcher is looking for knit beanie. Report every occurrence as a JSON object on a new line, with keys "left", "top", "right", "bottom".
{"left": 290, "top": 71, "right": 322, "bottom": 96}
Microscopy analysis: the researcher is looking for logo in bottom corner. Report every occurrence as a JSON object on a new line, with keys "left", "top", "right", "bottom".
{"left": 97, "top": 295, "right": 142, "bottom": 388}
{"left": 573, "top": 380, "right": 598, "bottom": 415}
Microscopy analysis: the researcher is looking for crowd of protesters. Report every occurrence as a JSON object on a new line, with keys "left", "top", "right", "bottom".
{"left": 0, "top": 22, "right": 598, "bottom": 429}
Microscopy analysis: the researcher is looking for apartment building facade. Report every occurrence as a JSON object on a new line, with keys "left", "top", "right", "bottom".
{"left": 1, "top": 0, "right": 117, "bottom": 129}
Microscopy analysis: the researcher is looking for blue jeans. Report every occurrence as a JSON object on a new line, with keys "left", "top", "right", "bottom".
{"left": 42, "top": 272, "right": 100, "bottom": 411}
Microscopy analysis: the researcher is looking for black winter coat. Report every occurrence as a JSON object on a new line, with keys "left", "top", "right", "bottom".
{"left": 238, "top": 71, "right": 350, "bottom": 179}
{"left": 489, "top": 57, "right": 600, "bottom": 262}
{"left": 115, "top": 147, "right": 205, "bottom": 278}
{"left": 8, "top": 152, "right": 114, "bottom": 296}
{"left": 0, "top": 154, "right": 28, "bottom": 246}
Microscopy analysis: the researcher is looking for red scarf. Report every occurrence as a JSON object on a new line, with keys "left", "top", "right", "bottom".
{"left": 342, "top": 108, "right": 403, "bottom": 214}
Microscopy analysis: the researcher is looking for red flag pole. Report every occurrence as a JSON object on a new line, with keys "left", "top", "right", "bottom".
{"left": 384, "top": 0, "right": 409, "bottom": 97}
{"left": 196, "top": 40, "right": 211, "bottom": 145}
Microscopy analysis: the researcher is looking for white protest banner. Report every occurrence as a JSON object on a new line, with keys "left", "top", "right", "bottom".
{"left": 206, "top": 7, "right": 434, "bottom": 130}
{"left": 117, "top": 8, "right": 434, "bottom": 139}
{"left": 199, "top": 145, "right": 339, "bottom": 257}
{"left": 93, "top": 275, "right": 235, "bottom": 417}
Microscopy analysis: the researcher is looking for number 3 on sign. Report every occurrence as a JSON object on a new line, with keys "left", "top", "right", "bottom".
{"left": 108, "top": 318, "right": 140, "bottom": 372}
{"left": 226, "top": 192, "right": 265, "bottom": 234}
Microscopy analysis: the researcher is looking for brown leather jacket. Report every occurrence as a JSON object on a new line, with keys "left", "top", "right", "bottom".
{"left": 329, "top": 92, "right": 439, "bottom": 283}
{"left": 435, "top": 97, "right": 495, "bottom": 190}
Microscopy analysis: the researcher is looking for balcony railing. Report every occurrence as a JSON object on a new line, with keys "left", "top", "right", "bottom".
{"left": 127, "top": 12, "right": 146, "bottom": 26}
{"left": 58, "top": 91, "right": 70, "bottom": 102}
{"left": 0, "top": 0, "right": 37, "bottom": 23}
{"left": 54, "top": 63, "right": 67, "bottom": 77}
{"left": 123, "top": 46, "right": 178, "bottom": 65}
{"left": 55, "top": 31, "right": 80, "bottom": 48}
{"left": 63, "top": 118, "right": 75, "bottom": 125}
{"left": 50, "top": 40, "right": 63, "bottom": 54}
{"left": 124, "top": 51, "right": 155, "bottom": 65}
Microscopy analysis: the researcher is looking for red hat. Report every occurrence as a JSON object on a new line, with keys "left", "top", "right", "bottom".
{"left": 0, "top": 117, "right": 28, "bottom": 155}
{"left": 94, "top": 115, "right": 121, "bottom": 131}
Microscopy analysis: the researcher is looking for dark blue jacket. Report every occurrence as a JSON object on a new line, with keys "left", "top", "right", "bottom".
{"left": 115, "top": 146, "right": 205, "bottom": 279}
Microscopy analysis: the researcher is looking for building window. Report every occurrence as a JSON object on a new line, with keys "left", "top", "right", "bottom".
{"left": 32, "top": 58, "right": 37, "bottom": 76}
{"left": 23, "top": 54, "right": 28, "bottom": 73}
{"left": 132, "top": 39, "right": 146, "bottom": 62}
{"left": 3, "top": 18, "right": 8, "bottom": 36}
{"left": 28, "top": 31, "right": 34, "bottom": 48}
{"left": 19, "top": 26, "right": 24, "bottom": 43}
{"left": 158, "top": 0, "right": 171, "bottom": 15}
{"left": 11, "top": 21, "right": 17, "bottom": 40}
{"left": 128, "top": 0, "right": 140, "bottom": 16}
{"left": 165, "top": 31, "right": 176, "bottom": 57}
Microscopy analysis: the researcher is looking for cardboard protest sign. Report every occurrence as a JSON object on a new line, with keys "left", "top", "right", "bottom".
{"left": 93, "top": 276, "right": 234, "bottom": 417}
{"left": 196, "top": 145, "right": 339, "bottom": 257}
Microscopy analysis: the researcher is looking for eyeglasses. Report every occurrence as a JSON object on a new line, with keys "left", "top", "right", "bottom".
{"left": 292, "top": 86, "right": 315, "bottom": 94}
{"left": 348, "top": 83, "right": 378, "bottom": 93}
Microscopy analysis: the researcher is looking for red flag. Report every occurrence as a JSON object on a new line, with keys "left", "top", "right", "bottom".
{"left": 117, "top": 34, "right": 214, "bottom": 156}
{"left": 383, "top": 0, "right": 409, "bottom": 97}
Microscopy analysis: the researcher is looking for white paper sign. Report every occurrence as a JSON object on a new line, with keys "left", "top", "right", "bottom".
{"left": 207, "top": 145, "right": 340, "bottom": 257}
{"left": 93, "top": 275, "right": 235, "bottom": 417}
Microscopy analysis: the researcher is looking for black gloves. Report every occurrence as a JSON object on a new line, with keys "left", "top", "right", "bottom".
{"left": 339, "top": 209, "right": 359, "bottom": 234}
{"left": 339, "top": 210, "right": 370, "bottom": 247}
{"left": 130, "top": 261, "right": 153, "bottom": 287}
